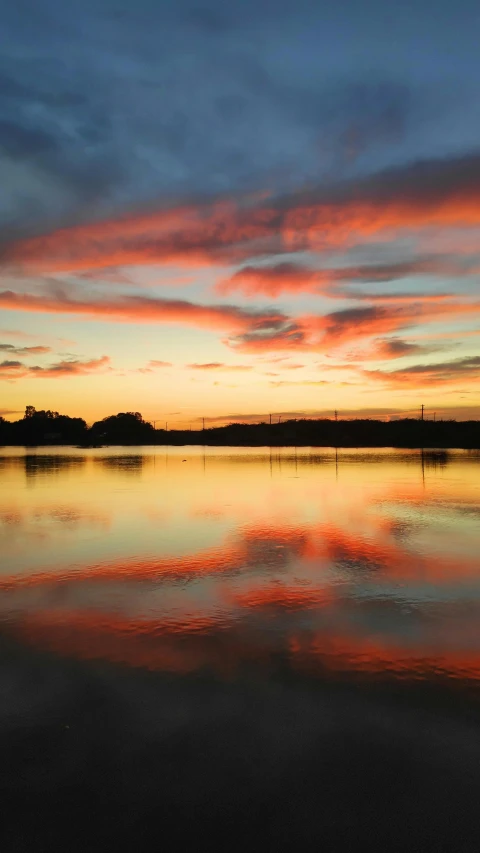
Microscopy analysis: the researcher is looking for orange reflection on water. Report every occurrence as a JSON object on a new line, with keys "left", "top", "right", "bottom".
{"left": 7, "top": 601, "right": 480, "bottom": 684}
{"left": 0, "top": 447, "right": 479, "bottom": 684}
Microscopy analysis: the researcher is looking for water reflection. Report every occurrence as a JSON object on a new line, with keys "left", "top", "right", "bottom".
{"left": 94, "top": 454, "right": 146, "bottom": 475}
{"left": 2, "top": 446, "right": 480, "bottom": 850}
{"left": 0, "top": 446, "right": 479, "bottom": 684}
{"left": 24, "top": 454, "right": 87, "bottom": 481}
{"left": 422, "top": 449, "right": 450, "bottom": 467}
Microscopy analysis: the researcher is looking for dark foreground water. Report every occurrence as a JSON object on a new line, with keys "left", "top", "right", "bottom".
{"left": 1, "top": 446, "right": 480, "bottom": 851}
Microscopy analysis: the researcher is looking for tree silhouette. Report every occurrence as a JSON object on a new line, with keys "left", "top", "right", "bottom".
{"left": 89, "top": 412, "right": 154, "bottom": 445}
{"left": 11, "top": 407, "right": 88, "bottom": 445}
{"left": 0, "top": 407, "right": 478, "bottom": 448}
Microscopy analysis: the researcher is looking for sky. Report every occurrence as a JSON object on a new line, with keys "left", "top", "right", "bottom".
{"left": 1, "top": 0, "right": 480, "bottom": 426}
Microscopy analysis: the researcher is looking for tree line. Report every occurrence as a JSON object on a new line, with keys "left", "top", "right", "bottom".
{"left": 0, "top": 406, "right": 479, "bottom": 448}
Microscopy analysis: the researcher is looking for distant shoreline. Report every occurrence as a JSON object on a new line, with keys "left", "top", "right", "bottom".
{"left": 2, "top": 414, "right": 479, "bottom": 450}
{"left": 1, "top": 441, "right": 479, "bottom": 451}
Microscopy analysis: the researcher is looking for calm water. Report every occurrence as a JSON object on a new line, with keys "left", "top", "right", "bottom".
{"left": 1, "top": 446, "right": 480, "bottom": 851}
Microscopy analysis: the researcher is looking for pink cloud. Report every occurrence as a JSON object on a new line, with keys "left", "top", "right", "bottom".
{"left": 3, "top": 152, "right": 480, "bottom": 277}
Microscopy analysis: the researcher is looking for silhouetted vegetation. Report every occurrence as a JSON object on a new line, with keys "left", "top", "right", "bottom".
{"left": 0, "top": 407, "right": 479, "bottom": 448}
{"left": 194, "top": 418, "right": 480, "bottom": 449}
{"left": 89, "top": 412, "right": 154, "bottom": 445}
{"left": 0, "top": 406, "right": 86, "bottom": 446}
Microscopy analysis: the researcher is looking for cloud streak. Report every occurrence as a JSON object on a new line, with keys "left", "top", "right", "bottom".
{"left": 0, "top": 355, "right": 111, "bottom": 382}
{"left": 186, "top": 362, "right": 253, "bottom": 371}
{"left": 345, "top": 336, "right": 447, "bottom": 361}
{"left": 0, "top": 343, "right": 52, "bottom": 356}
{"left": 1, "top": 285, "right": 478, "bottom": 357}
{"left": 3, "top": 152, "right": 480, "bottom": 276}
{"left": 364, "top": 355, "right": 480, "bottom": 388}
{"left": 217, "top": 258, "right": 470, "bottom": 298}
{"left": 0, "top": 288, "right": 288, "bottom": 337}
{"left": 230, "top": 300, "right": 480, "bottom": 353}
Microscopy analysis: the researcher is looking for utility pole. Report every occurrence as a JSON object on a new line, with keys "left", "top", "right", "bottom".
{"left": 202, "top": 417, "right": 205, "bottom": 431}
{"left": 269, "top": 413, "right": 272, "bottom": 425}
{"left": 278, "top": 416, "right": 281, "bottom": 424}
{"left": 335, "top": 410, "right": 338, "bottom": 422}
{"left": 421, "top": 404, "right": 424, "bottom": 422}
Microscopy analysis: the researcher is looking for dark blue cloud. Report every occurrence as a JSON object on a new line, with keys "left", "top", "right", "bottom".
{"left": 1, "top": 0, "right": 480, "bottom": 236}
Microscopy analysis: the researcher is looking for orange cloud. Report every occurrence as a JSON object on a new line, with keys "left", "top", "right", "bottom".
{"left": 218, "top": 258, "right": 477, "bottom": 300}
{"left": 186, "top": 362, "right": 253, "bottom": 371}
{"left": 3, "top": 152, "right": 480, "bottom": 275}
{"left": 0, "top": 355, "right": 110, "bottom": 381}
{"left": 218, "top": 258, "right": 466, "bottom": 298}
{"left": 230, "top": 300, "right": 480, "bottom": 353}
{"left": 0, "top": 343, "right": 52, "bottom": 356}
{"left": 218, "top": 262, "right": 324, "bottom": 297}
{"left": 0, "top": 288, "right": 288, "bottom": 336}
{"left": 268, "top": 380, "right": 337, "bottom": 387}
{"left": 136, "top": 359, "right": 173, "bottom": 373}
{"left": 0, "top": 290, "right": 478, "bottom": 361}
{"left": 363, "top": 355, "right": 480, "bottom": 388}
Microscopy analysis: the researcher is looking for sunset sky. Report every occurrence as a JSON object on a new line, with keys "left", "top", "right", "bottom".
{"left": 1, "top": 0, "right": 480, "bottom": 426}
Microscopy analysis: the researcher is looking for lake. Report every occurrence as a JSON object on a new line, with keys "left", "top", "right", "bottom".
{"left": 1, "top": 446, "right": 480, "bottom": 851}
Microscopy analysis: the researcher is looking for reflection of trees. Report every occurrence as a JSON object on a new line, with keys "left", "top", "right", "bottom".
{"left": 421, "top": 449, "right": 450, "bottom": 469}
{"left": 24, "top": 455, "right": 86, "bottom": 480}
{"left": 95, "top": 455, "right": 145, "bottom": 475}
